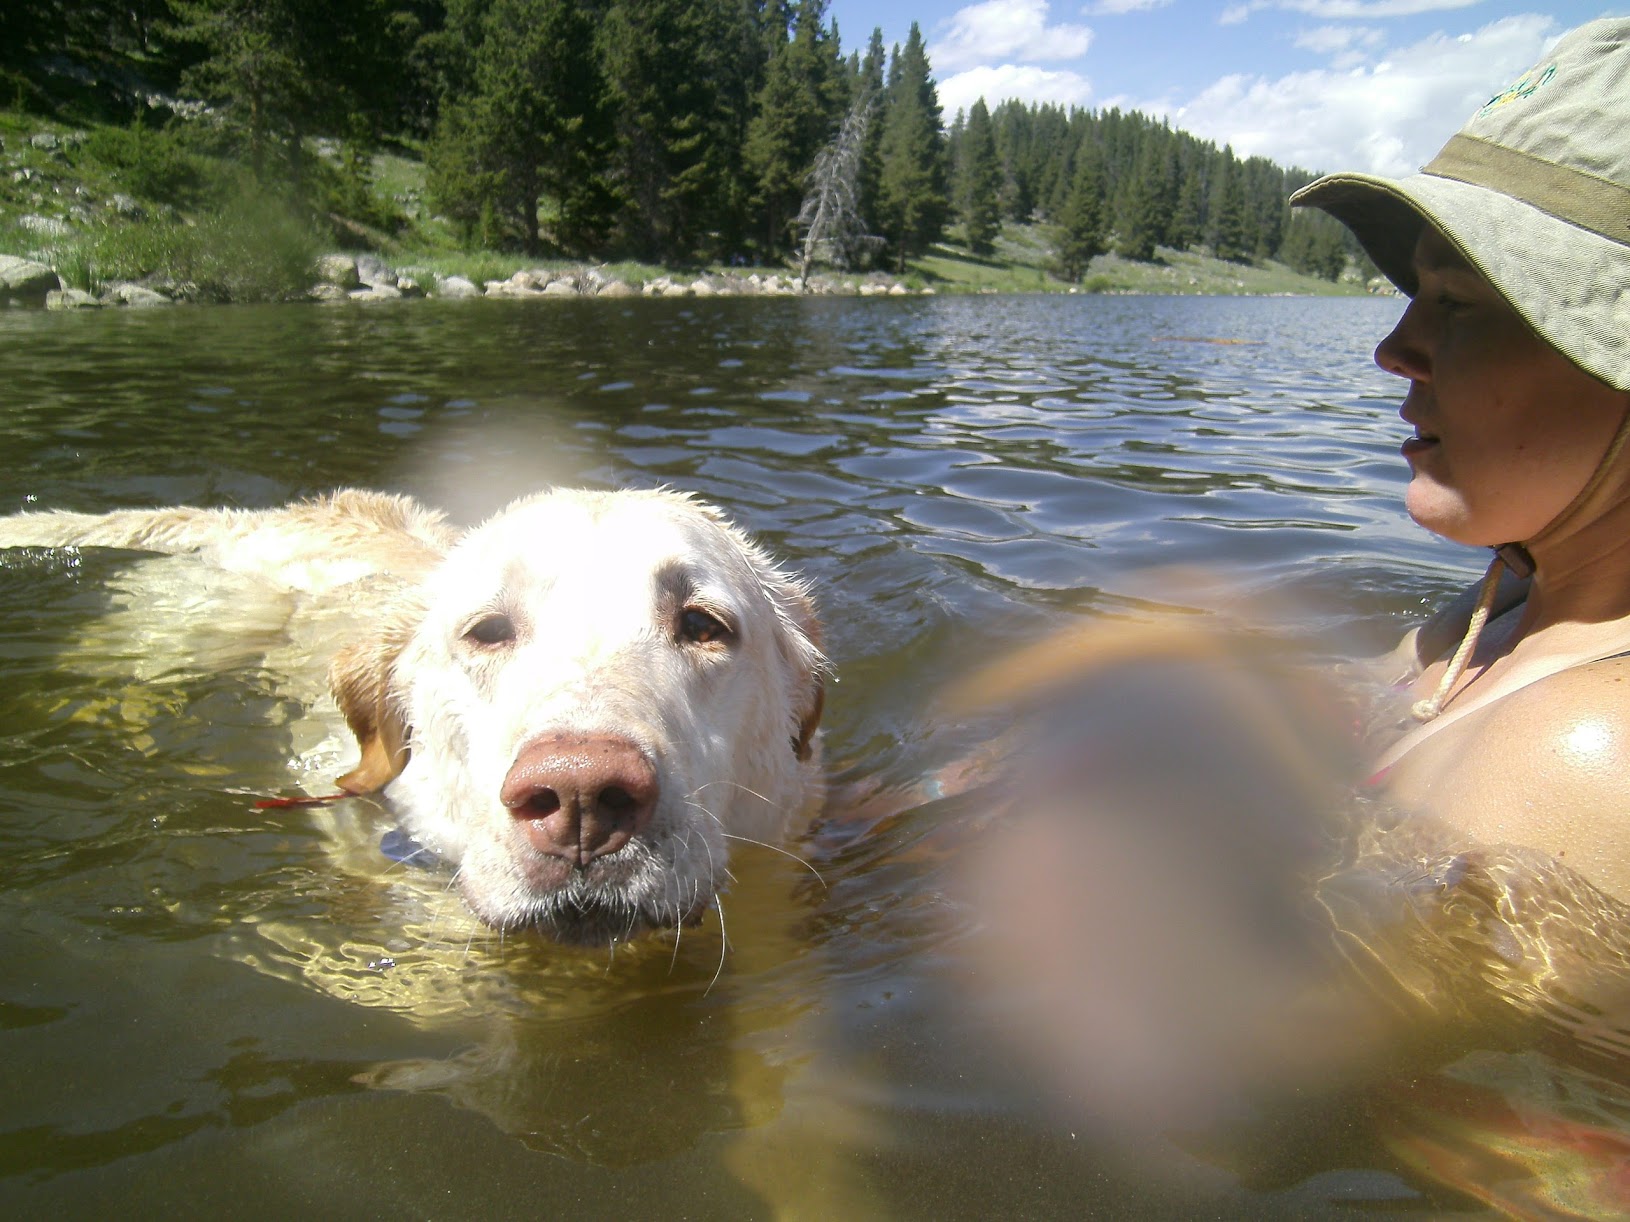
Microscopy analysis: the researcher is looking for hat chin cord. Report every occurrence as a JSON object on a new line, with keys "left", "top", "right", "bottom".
{"left": 1410, "top": 405, "right": 1630, "bottom": 722}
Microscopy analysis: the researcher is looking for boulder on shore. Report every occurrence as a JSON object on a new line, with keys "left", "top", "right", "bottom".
{"left": 314, "top": 254, "right": 361, "bottom": 290}
{"left": 348, "top": 283, "right": 402, "bottom": 302}
{"left": 103, "top": 282, "right": 172, "bottom": 308}
{"left": 0, "top": 255, "right": 62, "bottom": 306}
{"left": 45, "top": 288, "right": 101, "bottom": 310}
{"left": 354, "top": 254, "right": 396, "bottom": 289}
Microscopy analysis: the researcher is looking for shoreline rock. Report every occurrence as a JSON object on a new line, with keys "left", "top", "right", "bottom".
{"left": 0, "top": 252, "right": 926, "bottom": 310}
{"left": 309, "top": 257, "right": 924, "bottom": 305}
{"left": 1, "top": 255, "right": 64, "bottom": 306}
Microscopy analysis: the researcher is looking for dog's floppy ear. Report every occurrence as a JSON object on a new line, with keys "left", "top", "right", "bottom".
{"left": 329, "top": 591, "right": 422, "bottom": 794}
{"left": 794, "top": 674, "right": 824, "bottom": 762}
{"left": 776, "top": 583, "right": 826, "bottom": 762}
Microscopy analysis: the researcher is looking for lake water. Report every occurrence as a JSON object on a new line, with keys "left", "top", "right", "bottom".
{"left": 0, "top": 292, "right": 1549, "bottom": 1218}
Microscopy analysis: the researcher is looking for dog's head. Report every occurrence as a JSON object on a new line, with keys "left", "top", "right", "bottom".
{"left": 330, "top": 488, "right": 825, "bottom": 944}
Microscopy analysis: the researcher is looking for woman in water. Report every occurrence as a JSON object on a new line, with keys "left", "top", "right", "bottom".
{"left": 956, "top": 20, "right": 1630, "bottom": 1170}
{"left": 1294, "top": 16, "right": 1630, "bottom": 901}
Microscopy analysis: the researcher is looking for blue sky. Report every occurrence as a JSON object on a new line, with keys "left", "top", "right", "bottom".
{"left": 825, "top": 0, "right": 1623, "bottom": 174}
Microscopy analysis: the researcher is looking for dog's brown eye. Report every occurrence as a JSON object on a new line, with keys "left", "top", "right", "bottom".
{"left": 679, "top": 607, "right": 732, "bottom": 645}
{"left": 464, "top": 613, "right": 516, "bottom": 647}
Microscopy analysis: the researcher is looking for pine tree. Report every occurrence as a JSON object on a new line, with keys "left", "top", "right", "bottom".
{"left": 852, "top": 26, "right": 888, "bottom": 251}
{"left": 743, "top": 0, "right": 844, "bottom": 258}
{"left": 955, "top": 97, "right": 1001, "bottom": 254}
{"left": 1208, "top": 147, "right": 1253, "bottom": 262}
{"left": 1055, "top": 139, "right": 1106, "bottom": 281}
{"left": 165, "top": 0, "right": 314, "bottom": 182}
{"left": 1030, "top": 103, "right": 1071, "bottom": 219}
{"left": 1115, "top": 130, "right": 1173, "bottom": 262}
{"left": 1280, "top": 211, "right": 1348, "bottom": 280}
{"left": 1170, "top": 150, "right": 1207, "bottom": 251}
{"left": 601, "top": 0, "right": 759, "bottom": 261}
{"left": 165, "top": 0, "right": 423, "bottom": 183}
{"left": 874, "top": 23, "right": 947, "bottom": 273}
{"left": 992, "top": 99, "right": 1034, "bottom": 222}
{"left": 1245, "top": 157, "right": 1286, "bottom": 259}
{"left": 424, "top": 0, "right": 613, "bottom": 255}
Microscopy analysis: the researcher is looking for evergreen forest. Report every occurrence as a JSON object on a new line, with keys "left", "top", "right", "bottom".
{"left": 1, "top": 0, "right": 1360, "bottom": 283}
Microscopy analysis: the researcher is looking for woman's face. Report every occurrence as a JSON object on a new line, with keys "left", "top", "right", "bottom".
{"left": 1374, "top": 226, "right": 1629, "bottom": 547}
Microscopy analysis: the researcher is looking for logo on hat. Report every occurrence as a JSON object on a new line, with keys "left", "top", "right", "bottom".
{"left": 1479, "top": 62, "right": 1557, "bottom": 115}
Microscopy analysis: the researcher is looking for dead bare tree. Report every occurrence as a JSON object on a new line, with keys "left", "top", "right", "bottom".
{"left": 795, "top": 90, "right": 883, "bottom": 283}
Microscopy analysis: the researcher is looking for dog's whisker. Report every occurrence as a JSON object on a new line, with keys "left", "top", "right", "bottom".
{"left": 373, "top": 848, "right": 433, "bottom": 881}
{"left": 688, "top": 778, "right": 790, "bottom": 816}
{"left": 668, "top": 894, "right": 685, "bottom": 974}
{"left": 697, "top": 823, "right": 719, "bottom": 897}
{"left": 459, "top": 919, "right": 482, "bottom": 966}
{"left": 680, "top": 799, "right": 745, "bottom": 890}
{"left": 418, "top": 865, "right": 467, "bottom": 950}
{"left": 718, "top": 832, "right": 827, "bottom": 890}
{"left": 707, "top": 893, "right": 729, "bottom": 997}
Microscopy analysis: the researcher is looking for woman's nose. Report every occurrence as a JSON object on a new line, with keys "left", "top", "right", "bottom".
{"left": 1374, "top": 300, "right": 1428, "bottom": 381}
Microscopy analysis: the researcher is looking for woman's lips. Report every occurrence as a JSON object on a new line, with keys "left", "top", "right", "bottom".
{"left": 1401, "top": 435, "right": 1438, "bottom": 458}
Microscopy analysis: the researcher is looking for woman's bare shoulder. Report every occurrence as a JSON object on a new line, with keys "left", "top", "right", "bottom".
{"left": 1387, "top": 656, "right": 1630, "bottom": 898}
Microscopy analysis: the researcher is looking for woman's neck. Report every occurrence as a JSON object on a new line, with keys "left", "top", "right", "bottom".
{"left": 1524, "top": 511, "right": 1630, "bottom": 629}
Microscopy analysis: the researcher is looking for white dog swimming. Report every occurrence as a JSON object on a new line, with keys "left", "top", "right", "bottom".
{"left": 0, "top": 487, "right": 826, "bottom": 945}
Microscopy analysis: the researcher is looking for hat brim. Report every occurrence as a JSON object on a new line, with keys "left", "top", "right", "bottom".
{"left": 1292, "top": 171, "right": 1630, "bottom": 392}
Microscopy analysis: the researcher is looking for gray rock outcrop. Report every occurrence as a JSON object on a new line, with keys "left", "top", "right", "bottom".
{"left": 45, "top": 288, "right": 101, "bottom": 310}
{"left": 314, "top": 254, "right": 362, "bottom": 290}
{"left": 103, "top": 282, "right": 172, "bottom": 308}
{"left": 0, "top": 256, "right": 63, "bottom": 305}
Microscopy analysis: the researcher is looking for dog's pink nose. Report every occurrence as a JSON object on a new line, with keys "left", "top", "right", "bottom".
{"left": 500, "top": 733, "right": 658, "bottom": 865}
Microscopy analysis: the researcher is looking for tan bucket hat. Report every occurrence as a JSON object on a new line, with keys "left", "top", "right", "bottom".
{"left": 1292, "top": 17, "right": 1630, "bottom": 393}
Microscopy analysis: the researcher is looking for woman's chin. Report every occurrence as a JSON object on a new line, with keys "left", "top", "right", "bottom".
{"left": 1406, "top": 487, "right": 1534, "bottom": 549}
{"left": 1404, "top": 486, "right": 1480, "bottom": 546}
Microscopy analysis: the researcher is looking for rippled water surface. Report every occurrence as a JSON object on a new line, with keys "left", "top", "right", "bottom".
{"left": 1, "top": 293, "right": 1517, "bottom": 1218}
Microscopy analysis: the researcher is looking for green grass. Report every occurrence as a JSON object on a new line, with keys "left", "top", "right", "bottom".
{"left": 370, "top": 147, "right": 427, "bottom": 211}
{"left": 914, "top": 226, "right": 1368, "bottom": 297}
{"left": 36, "top": 194, "right": 322, "bottom": 300}
{"left": 915, "top": 246, "right": 1055, "bottom": 292}
{"left": 1077, "top": 246, "right": 1368, "bottom": 296}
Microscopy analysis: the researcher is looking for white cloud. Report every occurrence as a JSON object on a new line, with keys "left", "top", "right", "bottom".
{"left": 1161, "top": 14, "right": 1560, "bottom": 175}
{"left": 938, "top": 63, "right": 1097, "bottom": 117}
{"left": 1222, "top": 0, "right": 1475, "bottom": 23}
{"left": 1282, "top": 0, "right": 1481, "bottom": 15}
{"left": 1292, "top": 23, "right": 1385, "bottom": 55}
{"left": 1294, "top": 22, "right": 1388, "bottom": 69}
{"left": 1083, "top": 0, "right": 1172, "bottom": 13}
{"left": 929, "top": 0, "right": 1094, "bottom": 75}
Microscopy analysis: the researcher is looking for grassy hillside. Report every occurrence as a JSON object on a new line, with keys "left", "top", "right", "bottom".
{"left": 0, "top": 110, "right": 1375, "bottom": 302}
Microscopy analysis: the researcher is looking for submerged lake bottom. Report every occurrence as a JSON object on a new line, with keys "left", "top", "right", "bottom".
{"left": 0, "top": 293, "right": 1615, "bottom": 1218}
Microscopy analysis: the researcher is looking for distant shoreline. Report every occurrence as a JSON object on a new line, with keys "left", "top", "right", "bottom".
{"left": 3, "top": 112, "right": 1377, "bottom": 311}
{"left": 2, "top": 247, "right": 1386, "bottom": 311}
